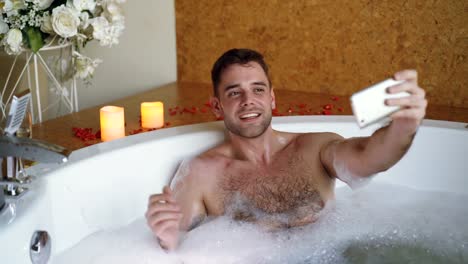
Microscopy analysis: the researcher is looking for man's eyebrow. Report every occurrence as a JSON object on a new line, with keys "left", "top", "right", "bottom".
{"left": 223, "top": 81, "right": 268, "bottom": 92}
{"left": 224, "top": 84, "right": 240, "bottom": 92}
{"left": 252, "top": 81, "right": 268, "bottom": 87}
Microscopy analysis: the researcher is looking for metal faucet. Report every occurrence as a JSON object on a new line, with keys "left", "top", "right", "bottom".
{"left": 0, "top": 134, "right": 71, "bottom": 212}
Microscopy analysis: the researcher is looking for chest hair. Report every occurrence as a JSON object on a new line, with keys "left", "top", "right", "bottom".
{"left": 220, "top": 151, "right": 324, "bottom": 222}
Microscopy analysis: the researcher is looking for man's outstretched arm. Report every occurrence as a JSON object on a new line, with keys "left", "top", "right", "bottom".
{"left": 321, "top": 70, "right": 427, "bottom": 183}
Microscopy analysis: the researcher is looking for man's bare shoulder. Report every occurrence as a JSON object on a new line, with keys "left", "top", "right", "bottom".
{"left": 295, "top": 132, "right": 344, "bottom": 147}
{"left": 187, "top": 142, "right": 233, "bottom": 176}
{"left": 171, "top": 144, "right": 231, "bottom": 194}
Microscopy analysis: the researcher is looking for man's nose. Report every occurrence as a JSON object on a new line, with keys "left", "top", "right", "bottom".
{"left": 240, "top": 92, "right": 254, "bottom": 107}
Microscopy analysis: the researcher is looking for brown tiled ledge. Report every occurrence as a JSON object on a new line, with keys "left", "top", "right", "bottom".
{"left": 32, "top": 82, "right": 468, "bottom": 152}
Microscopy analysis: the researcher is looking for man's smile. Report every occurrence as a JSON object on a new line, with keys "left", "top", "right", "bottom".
{"left": 239, "top": 112, "right": 261, "bottom": 120}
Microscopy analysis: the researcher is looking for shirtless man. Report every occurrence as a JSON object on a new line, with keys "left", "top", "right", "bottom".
{"left": 145, "top": 48, "right": 427, "bottom": 250}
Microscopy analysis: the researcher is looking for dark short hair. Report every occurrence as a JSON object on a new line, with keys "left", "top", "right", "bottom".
{"left": 211, "top": 48, "right": 271, "bottom": 97}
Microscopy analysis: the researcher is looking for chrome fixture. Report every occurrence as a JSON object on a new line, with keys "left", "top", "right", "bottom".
{"left": 1, "top": 89, "right": 70, "bottom": 215}
{"left": 0, "top": 134, "right": 71, "bottom": 212}
{"left": 30, "top": 230, "right": 51, "bottom": 264}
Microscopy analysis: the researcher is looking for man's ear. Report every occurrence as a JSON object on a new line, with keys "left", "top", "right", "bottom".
{"left": 270, "top": 87, "right": 276, "bottom": 109}
{"left": 210, "top": 96, "right": 223, "bottom": 118}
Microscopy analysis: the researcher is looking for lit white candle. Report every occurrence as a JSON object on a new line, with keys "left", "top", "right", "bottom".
{"left": 141, "top": 102, "right": 164, "bottom": 129}
{"left": 100, "top": 106, "right": 125, "bottom": 142}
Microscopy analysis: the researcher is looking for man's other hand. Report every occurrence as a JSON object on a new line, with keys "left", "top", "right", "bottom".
{"left": 146, "top": 186, "right": 182, "bottom": 250}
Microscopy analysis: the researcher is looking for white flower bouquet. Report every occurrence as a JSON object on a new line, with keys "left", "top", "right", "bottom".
{"left": 0, "top": 0, "right": 125, "bottom": 80}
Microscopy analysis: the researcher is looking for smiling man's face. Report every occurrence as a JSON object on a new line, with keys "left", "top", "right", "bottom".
{"left": 212, "top": 62, "right": 276, "bottom": 138}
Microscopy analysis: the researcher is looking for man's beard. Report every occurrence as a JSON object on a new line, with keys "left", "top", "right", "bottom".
{"left": 224, "top": 111, "right": 272, "bottom": 138}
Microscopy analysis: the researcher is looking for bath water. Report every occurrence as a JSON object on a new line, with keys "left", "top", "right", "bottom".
{"left": 51, "top": 182, "right": 468, "bottom": 264}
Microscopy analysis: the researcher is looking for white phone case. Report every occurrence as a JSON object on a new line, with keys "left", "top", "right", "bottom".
{"left": 350, "top": 79, "right": 409, "bottom": 128}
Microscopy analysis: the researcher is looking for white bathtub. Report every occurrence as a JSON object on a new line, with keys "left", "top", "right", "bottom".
{"left": 1, "top": 116, "right": 467, "bottom": 263}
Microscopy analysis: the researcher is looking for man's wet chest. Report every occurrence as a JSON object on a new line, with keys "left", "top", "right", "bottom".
{"left": 218, "top": 153, "right": 325, "bottom": 216}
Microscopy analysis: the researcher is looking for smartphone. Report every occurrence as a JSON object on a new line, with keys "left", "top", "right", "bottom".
{"left": 350, "top": 79, "right": 409, "bottom": 128}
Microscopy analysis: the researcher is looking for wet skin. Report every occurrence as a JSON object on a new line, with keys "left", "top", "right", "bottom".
{"left": 146, "top": 62, "right": 427, "bottom": 250}
{"left": 202, "top": 132, "right": 336, "bottom": 229}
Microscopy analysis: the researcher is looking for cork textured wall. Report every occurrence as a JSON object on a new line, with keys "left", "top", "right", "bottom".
{"left": 176, "top": 0, "right": 468, "bottom": 108}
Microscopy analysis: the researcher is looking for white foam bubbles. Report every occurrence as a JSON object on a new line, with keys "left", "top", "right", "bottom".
{"left": 51, "top": 182, "right": 468, "bottom": 264}
{"left": 50, "top": 219, "right": 181, "bottom": 264}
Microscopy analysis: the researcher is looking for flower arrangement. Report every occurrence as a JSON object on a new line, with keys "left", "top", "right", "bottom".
{"left": 0, "top": 0, "right": 125, "bottom": 80}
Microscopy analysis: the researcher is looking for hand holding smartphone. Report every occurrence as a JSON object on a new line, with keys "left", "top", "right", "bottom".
{"left": 350, "top": 79, "right": 410, "bottom": 128}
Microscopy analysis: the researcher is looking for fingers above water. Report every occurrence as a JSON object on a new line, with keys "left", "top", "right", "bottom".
{"left": 151, "top": 218, "right": 181, "bottom": 238}
{"left": 146, "top": 211, "right": 183, "bottom": 228}
{"left": 393, "top": 69, "right": 418, "bottom": 83}
{"left": 385, "top": 96, "right": 428, "bottom": 108}
{"left": 387, "top": 81, "right": 425, "bottom": 98}
{"left": 146, "top": 202, "right": 181, "bottom": 216}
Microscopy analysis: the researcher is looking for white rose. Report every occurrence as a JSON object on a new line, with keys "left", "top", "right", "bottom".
{"left": 0, "top": 19, "right": 9, "bottom": 34}
{"left": 52, "top": 5, "right": 80, "bottom": 38}
{"left": 90, "top": 17, "right": 123, "bottom": 47}
{"left": 103, "top": 2, "right": 124, "bottom": 23}
{"left": 40, "top": 12, "right": 54, "bottom": 34}
{"left": 73, "top": 51, "right": 102, "bottom": 79}
{"left": 69, "top": 0, "right": 96, "bottom": 12}
{"left": 4, "top": 0, "right": 26, "bottom": 16}
{"left": 2, "top": 28, "right": 23, "bottom": 55}
{"left": 36, "top": 0, "right": 54, "bottom": 10}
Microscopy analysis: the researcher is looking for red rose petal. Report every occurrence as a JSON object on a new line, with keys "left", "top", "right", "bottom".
{"left": 323, "top": 104, "right": 333, "bottom": 110}
{"left": 72, "top": 127, "right": 101, "bottom": 142}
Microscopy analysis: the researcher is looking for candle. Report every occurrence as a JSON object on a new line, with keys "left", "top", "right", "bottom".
{"left": 141, "top": 102, "right": 164, "bottom": 129}
{"left": 100, "top": 106, "right": 125, "bottom": 142}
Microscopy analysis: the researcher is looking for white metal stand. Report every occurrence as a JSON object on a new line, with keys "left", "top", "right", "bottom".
{"left": 0, "top": 42, "right": 79, "bottom": 124}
